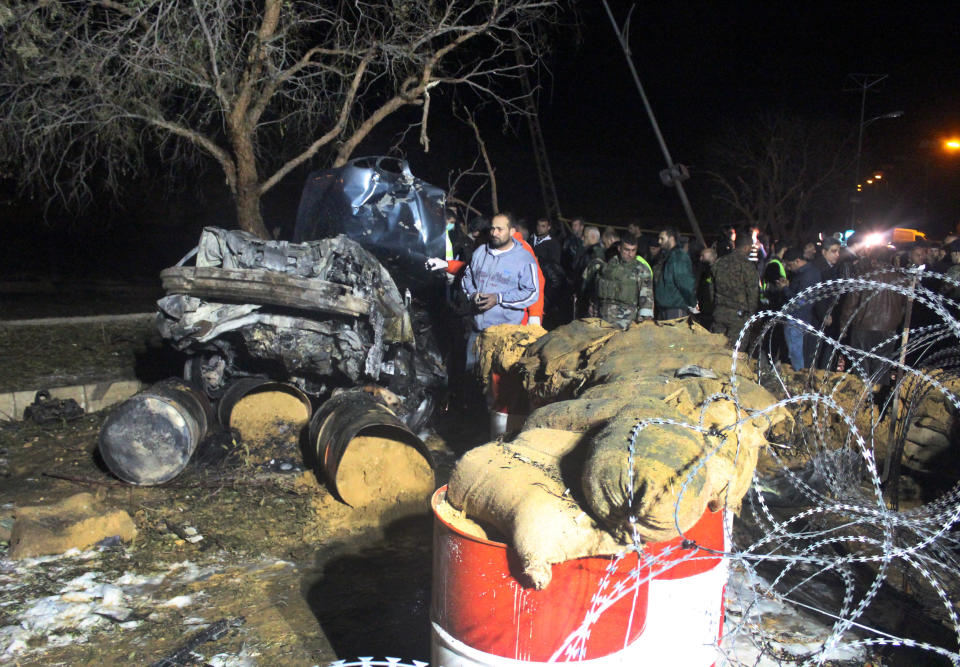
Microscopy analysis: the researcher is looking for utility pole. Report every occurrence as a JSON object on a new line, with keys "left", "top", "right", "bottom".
{"left": 515, "top": 38, "right": 563, "bottom": 225}
{"left": 601, "top": 1, "right": 705, "bottom": 248}
{"left": 846, "top": 73, "right": 888, "bottom": 229}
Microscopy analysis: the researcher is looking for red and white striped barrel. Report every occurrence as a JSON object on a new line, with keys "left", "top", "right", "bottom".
{"left": 626, "top": 506, "right": 730, "bottom": 666}
{"left": 431, "top": 486, "right": 729, "bottom": 666}
{"left": 431, "top": 486, "right": 649, "bottom": 665}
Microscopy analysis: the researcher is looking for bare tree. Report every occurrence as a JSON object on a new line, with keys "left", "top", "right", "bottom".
{"left": 0, "top": 0, "right": 564, "bottom": 238}
{"left": 454, "top": 104, "right": 500, "bottom": 213}
{"left": 704, "top": 111, "right": 853, "bottom": 242}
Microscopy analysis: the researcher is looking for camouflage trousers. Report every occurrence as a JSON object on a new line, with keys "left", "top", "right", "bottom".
{"left": 711, "top": 313, "right": 751, "bottom": 346}
{"left": 599, "top": 302, "right": 640, "bottom": 330}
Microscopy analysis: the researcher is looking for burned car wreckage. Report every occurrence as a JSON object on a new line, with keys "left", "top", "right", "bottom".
{"left": 100, "top": 158, "right": 451, "bottom": 493}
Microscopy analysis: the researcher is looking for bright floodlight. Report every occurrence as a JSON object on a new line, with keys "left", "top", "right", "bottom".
{"left": 945, "top": 139, "right": 960, "bottom": 151}
{"left": 864, "top": 232, "right": 884, "bottom": 248}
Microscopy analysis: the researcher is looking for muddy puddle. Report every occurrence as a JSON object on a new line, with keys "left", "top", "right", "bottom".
{"left": 303, "top": 516, "right": 434, "bottom": 662}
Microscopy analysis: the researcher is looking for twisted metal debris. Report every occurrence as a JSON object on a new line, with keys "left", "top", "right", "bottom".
{"left": 558, "top": 266, "right": 960, "bottom": 665}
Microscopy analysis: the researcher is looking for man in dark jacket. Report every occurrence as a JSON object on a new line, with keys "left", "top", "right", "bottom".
{"left": 559, "top": 217, "right": 586, "bottom": 324}
{"left": 696, "top": 246, "right": 717, "bottom": 330}
{"left": 562, "top": 217, "right": 585, "bottom": 275}
{"left": 533, "top": 217, "right": 565, "bottom": 327}
{"left": 838, "top": 247, "right": 905, "bottom": 388}
{"left": 780, "top": 247, "right": 822, "bottom": 369}
{"left": 655, "top": 226, "right": 697, "bottom": 319}
{"left": 577, "top": 226, "right": 606, "bottom": 318}
{"left": 811, "top": 236, "right": 847, "bottom": 368}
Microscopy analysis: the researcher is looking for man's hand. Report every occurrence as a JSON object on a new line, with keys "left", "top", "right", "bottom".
{"left": 824, "top": 314, "right": 832, "bottom": 327}
{"left": 475, "top": 293, "right": 498, "bottom": 312}
{"left": 527, "top": 315, "right": 542, "bottom": 327}
{"left": 425, "top": 257, "right": 448, "bottom": 272}
{"left": 777, "top": 277, "right": 789, "bottom": 288}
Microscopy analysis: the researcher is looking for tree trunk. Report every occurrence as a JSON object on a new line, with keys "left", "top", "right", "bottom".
{"left": 235, "top": 184, "right": 269, "bottom": 239}
{"left": 232, "top": 135, "right": 270, "bottom": 239}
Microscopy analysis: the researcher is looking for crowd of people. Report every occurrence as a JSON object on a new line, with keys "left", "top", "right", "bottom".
{"left": 428, "top": 209, "right": 960, "bottom": 404}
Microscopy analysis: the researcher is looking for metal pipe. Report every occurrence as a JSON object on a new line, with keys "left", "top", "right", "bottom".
{"left": 601, "top": 1, "right": 705, "bottom": 248}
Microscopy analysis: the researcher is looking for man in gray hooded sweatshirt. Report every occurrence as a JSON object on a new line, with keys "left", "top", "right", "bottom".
{"left": 461, "top": 212, "right": 540, "bottom": 370}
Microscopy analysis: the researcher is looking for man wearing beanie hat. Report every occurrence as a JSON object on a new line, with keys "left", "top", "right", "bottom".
{"left": 778, "top": 247, "right": 821, "bottom": 369}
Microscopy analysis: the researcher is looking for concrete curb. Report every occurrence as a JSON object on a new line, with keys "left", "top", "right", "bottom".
{"left": 0, "top": 379, "right": 143, "bottom": 422}
{"left": 0, "top": 313, "right": 156, "bottom": 420}
{"left": 0, "top": 312, "right": 155, "bottom": 328}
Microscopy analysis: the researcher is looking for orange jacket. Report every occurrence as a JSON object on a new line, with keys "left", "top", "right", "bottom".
{"left": 446, "top": 232, "right": 545, "bottom": 322}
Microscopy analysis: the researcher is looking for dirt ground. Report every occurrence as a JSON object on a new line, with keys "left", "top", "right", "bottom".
{"left": 2, "top": 310, "right": 958, "bottom": 666}
{"left": 0, "top": 305, "right": 491, "bottom": 665}
{"left": 0, "top": 402, "right": 485, "bottom": 665}
{"left": 0, "top": 317, "right": 174, "bottom": 393}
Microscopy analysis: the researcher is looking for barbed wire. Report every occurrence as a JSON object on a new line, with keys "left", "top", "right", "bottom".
{"left": 564, "top": 266, "right": 960, "bottom": 665}
{"left": 324, "top": 268, "right": 960, "bottom": 666}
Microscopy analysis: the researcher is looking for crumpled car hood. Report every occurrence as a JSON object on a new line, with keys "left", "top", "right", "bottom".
{"left": 292, "top": 156, "right": 447, "bottom": 296}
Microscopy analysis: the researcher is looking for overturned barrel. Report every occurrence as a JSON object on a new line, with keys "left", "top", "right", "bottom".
{"left": 310, "top": 389, "right": 436, "bottom": 507}
{"left": 217, "top": 378, "right": 312, "bottom": 446}
{"left": 99, "top": 378, "right": 214, "bottom": 485}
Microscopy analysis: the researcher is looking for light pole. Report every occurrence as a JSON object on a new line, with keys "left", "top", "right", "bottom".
{"left": 850, "top": 110, "right": 903, "bottom": 228}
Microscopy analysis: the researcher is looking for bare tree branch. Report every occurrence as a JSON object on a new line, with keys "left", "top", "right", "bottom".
{"left": 458, "top": 105, "right": 499, "bottom": 212}
{"left": 0, "top": 0, "right": 567, "bottom": 237}
{"left": 704, "top": 111, "right": 853, "bottom": 242}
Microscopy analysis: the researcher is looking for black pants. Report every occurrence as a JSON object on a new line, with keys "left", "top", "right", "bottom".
{"left": 850, "top": 329, "right": 897, "bottom": 386}
{"left": 657, "top": 307, "right": 688, "bottom": 320}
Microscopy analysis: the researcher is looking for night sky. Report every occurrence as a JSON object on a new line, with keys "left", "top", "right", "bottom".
{"left": 3, "top": 1, "right": 960, "bottom": 278}
{"left": 485, "top": 1, "right": 960, "bottom": 234}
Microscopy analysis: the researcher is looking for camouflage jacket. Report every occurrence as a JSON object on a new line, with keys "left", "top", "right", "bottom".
{"left": 711, "top": 251, "right": 760, "bottom": 318}
{"left": 596, "top": 256, "right": 654, "bottom": 327}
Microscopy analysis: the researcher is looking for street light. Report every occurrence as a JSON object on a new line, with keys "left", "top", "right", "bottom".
{"left": 850, "top": 110, "right": 903, "bottom": 227}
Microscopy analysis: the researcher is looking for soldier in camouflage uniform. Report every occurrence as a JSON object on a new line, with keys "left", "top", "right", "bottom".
{"left": 711, "top": 230, "right": 760, "bottom": 344}
{"left": 595, "top": 233, "right": 655, "bottom": 329}
{"left": 577, "top": 226, "right": 607, "bottom": 318}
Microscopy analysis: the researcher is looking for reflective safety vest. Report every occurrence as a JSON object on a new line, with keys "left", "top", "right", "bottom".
{"left": 769, "top": 257, "right": 786, "bottom": 279}
{"left": 759, "top": 257, "right": 786, "bottom": 304}
{"left": 444, "top": 225, "right": 455, "bottom": 261}
{"left": 635, "top": 255, "right": 652, "bottom": 275}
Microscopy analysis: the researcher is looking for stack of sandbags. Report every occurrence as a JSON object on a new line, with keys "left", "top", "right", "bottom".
{"left": 447, "top": 428, "right": 622, "bottom": 589}
{"left": 440, "top": 319, "right": 791, "bottom": 588}
{"left": 893, "top": 370, "right": 960, "bottom": 473}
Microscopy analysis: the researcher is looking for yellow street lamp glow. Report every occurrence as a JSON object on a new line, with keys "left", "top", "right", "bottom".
{"left": 945, "top": 138, "right": 960, "bottom": 151}
{"left": 866, "top": 179, "right": 874, "bottom": 184}
{"left": 873, "top": 173, "right": 883, "bottom": 180}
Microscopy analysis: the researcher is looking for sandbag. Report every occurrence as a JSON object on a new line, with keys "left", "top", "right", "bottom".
{"left": 454, "top": 319, "right": 794, "bottom": 583}
{"left": 517, "top": 319, "right": 619, "bottom": 401}
{"left": 446, "top": 428, "right": 624, "bottom": 589}
{"left": 475, "top": 324, "right": 546, "bottom": 386}
{"left": 581, "top": 406, "right": 714, "bottom": 542}
{"left": 521, "top": 396, "right": 635, "bottom": 433}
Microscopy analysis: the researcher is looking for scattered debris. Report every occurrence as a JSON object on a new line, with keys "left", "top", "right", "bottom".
{"left": 22, "top": 390, "right": 84, "bottom": 425}
{"left": 149, "top": 616, "right": 245, "bottom": 667}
